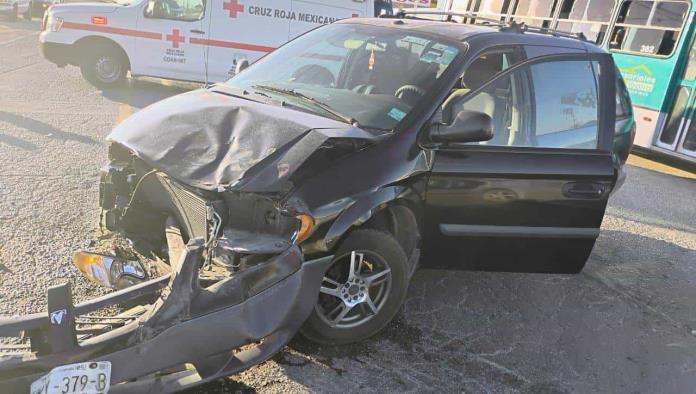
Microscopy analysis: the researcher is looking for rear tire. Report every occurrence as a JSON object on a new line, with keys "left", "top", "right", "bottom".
{"left": 80, "top": 46, "right": 128, "bottom": 89}
{"left": 301, "top": 229, "right": 410, "bottom": 345}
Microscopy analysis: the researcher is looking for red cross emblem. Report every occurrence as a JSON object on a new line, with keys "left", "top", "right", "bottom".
{"left": 223, "top": 0, "right": 244, "bottom": 18}
{"left": 166, "top": 28, "right": 185, "bottom": 48}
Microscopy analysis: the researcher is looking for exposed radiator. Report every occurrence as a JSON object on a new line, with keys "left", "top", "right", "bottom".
{"left": 157, "top": 175, "right": 210, "bottom": 241}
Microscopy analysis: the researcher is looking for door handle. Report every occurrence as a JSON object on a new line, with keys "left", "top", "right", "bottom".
{"left": 563, "top": 182, "right": 606, "bottom": 199}
{"left": 190, "top": 29, "right": 205, "bottom": 35}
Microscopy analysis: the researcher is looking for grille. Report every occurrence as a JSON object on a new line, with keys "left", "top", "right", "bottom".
{"left": 158, "top": 175, "right": 209, "bottom": 241}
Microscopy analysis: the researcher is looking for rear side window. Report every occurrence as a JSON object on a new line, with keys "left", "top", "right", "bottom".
{"left": 616, "top": 72, "right": 632, "bottom": 120}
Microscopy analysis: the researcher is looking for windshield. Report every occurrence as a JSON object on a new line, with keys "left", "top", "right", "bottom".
{"left": 226, "top": 23, "right": 463, "bottom": 130}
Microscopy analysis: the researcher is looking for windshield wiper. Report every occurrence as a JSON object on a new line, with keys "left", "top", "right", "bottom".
{"left": 252, "top": 84, "right": 358, "bottom": 126}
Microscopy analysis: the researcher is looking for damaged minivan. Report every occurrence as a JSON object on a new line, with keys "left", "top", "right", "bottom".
{"left": 1, "top": 10, "right": 634, "bottom": 393}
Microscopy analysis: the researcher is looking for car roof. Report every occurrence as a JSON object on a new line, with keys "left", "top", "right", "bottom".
{"left": 336, "top": 17, "right": 496, "bottom": 41}
{"left": 337, "top": 17, "right": 601, "bottom": 53}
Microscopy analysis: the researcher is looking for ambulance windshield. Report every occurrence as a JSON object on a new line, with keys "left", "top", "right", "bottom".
{"left": 226, "top": 23, "right": 462, "bottom": 130}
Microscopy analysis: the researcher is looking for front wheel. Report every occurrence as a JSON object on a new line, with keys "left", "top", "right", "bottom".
{"left": 80, "top": 48, "right": 128, "bottom": 89}
{"left": 301, "top": 229, "right": 410, "bottom": 345}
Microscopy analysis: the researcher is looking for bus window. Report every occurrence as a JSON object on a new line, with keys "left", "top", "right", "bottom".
{"left": 609, "top": 0, "right": 690, "bottom": 57}
{"left": 447, "top": 0, "right": 513, "bottom": 22}
{"left": 556, "top": 0, "right": 617, "bottom": 45}
{"left": 511, "top": 0, "right": 558, "bottom": 28}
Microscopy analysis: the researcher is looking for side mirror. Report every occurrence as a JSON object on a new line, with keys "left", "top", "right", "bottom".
{"left": 430, "top": 110, "right": 493, "bottom": 144}
{"left": 235, "top": 59, "right": 250, "bottom": 75}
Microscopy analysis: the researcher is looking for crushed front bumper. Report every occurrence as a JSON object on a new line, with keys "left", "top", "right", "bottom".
{"left": 0, "top": 239, "right": 331, "bottom": 393}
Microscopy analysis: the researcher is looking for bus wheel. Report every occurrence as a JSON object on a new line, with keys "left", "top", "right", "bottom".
{"left": 81, "top": 49, "right": 127, "bottom": 89}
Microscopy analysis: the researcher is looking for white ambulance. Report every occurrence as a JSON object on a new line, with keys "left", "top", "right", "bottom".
{"left": 39, "top": 0, "right": 387, "bottom": 88}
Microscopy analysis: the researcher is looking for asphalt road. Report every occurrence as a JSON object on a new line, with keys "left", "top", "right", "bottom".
{"left": 1, "top": 19, "right": 695, "bottom": 394}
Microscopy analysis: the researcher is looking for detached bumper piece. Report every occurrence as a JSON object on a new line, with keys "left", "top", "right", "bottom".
{"left": 0, "top": 239, "right": 332, "bottom": 393}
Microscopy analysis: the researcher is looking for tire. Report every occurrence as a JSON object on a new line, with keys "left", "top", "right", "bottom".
{"left": 301, "top": 229, "right": 410, "bottom": 345}
{"left": 22, "top": 3, "right": 31, "bottom": 20}
{"left": 80, "top": 46, "right": 128, "bottom": 89}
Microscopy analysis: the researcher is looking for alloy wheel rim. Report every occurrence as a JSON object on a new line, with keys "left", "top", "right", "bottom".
{"left": 315, "top": 250, "right": 392, "bottom": 329}
{"left": 95, "top": 56, "right": 121, "bottom": 83}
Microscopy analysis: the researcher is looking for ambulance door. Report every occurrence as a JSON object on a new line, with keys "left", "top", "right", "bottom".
{"left": 134, "top": 0, "right": 207, "bottom": 82}
{"left": 288, "top": 0, "right": 368, "bottom": 40}
{"left": 205, "top": 0, "right": 292, "bottom": 82}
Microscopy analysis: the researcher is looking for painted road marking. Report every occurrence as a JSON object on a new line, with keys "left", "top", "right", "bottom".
{"left": 627, "top": 154, "right": 696, "bottom": 180}
{"left": 116, "top": 103, "right": 133, "bottom": 125}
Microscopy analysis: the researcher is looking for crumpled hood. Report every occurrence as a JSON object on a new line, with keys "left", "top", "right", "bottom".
{"left": 108, "top": 88, "right": 378, "bottom": 193}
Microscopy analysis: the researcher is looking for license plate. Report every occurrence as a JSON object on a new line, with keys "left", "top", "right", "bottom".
{"left": 30, "top": 362, "right": 111, "bottom": 394}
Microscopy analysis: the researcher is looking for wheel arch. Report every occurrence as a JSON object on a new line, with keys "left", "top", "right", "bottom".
{"left": 321, "top": 186, "right": 423, "bottom": 266}
{"left": 73, "top": 35, "right": 131, "bottom": 71}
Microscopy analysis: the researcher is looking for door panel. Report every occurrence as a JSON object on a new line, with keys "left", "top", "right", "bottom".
{"left": 425, "top": 149, "right": 614, "bottom": 273}
{"left": 423, "top": 54, "right": 616, "bottom": 274}
{"left": 656, "top": 33, "right": 696, "bottom": 158}
{"left": 135, "top": 0, "right": 206, "bottom": 81}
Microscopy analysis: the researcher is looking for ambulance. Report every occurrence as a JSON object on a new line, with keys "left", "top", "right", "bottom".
{"left": 39, "top": 0, "right": 388, "bottom": 88}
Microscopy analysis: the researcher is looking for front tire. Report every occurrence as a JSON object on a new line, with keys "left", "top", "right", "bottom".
{"left": 301, "top": 229, "right": 410, "bottom": 345}
{"left": 80, "top": 47, "right": 128, "bottom": 89}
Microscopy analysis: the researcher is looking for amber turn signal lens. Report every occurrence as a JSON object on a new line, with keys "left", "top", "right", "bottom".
{"left": 73, "top": 251, "right": 146, "bottom": 289}
{"left": 295, "top": 214, "right": 315, "bottom": 244}
{"left": 73, "top": 251, "right": 112, "bottom": 287}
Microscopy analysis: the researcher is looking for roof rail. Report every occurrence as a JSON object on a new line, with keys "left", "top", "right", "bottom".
{"left": 388, "top": 8, "right": 504, "bottom": 26}
{"left": 501, "top": 21, "right": 588, "bottom": 41}
{"left": 384, "top": 8, "right": 589, "bottom": 42}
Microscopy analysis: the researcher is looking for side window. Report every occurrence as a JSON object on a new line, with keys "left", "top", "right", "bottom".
{"left": 145, "top": 0, "right": 205, "bottom": 21}
{"left": 609, "top": 0, "right": 690, "bottom": 57}
{"left": 450, "top": 59, "right": 600, "bottom": 149}
{"left": 616, "top": 71, "right": 632, "bottom": 121}
{"left": 556, "top": 0, "right": 617, "bottom": 45}
{"left": 531, "top": 61, "right": 599, "bottom": 148}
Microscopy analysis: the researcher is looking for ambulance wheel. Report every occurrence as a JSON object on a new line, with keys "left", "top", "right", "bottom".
{"left": 22, "top": 3, "right": 32, "bottom": 20}
{"left": 300, "top": 229, "right": 410, "bottom": 345}
{"left": 81, "top": 48, "right": 127, "bottom": 89}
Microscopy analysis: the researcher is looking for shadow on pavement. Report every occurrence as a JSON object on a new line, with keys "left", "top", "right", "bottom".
{"left": 0, "top": 19, "right": 40, "bottom": 32}
{"left": 0, "top": 111, "right": 97, "bottom": 144}
{"left": 247, "top": 230, "right": 696, "bottom": 393}
{"left": 0, "top": 132, "right": 37, "bottom": 150}
{"left": 101, "top": 78, "right": 191, "bottom": 110}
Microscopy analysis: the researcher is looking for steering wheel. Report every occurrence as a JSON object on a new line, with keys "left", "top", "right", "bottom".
{"left": 395, "top": 85, "right": 426, "bottom": 100}
{"left": 352, "top": 84, "right": 380, "bottom": 95}
{"left": 290, "top": 65, "right": 335, "bottom": 87}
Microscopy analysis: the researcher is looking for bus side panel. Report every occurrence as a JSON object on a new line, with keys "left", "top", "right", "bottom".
{"left": 614, "top": 54, "right": 682, "bottom": 148}
{"left": 613, "top": 55, "right": 680, "bottom": 112}
{"left": 632, "top": 106, "right": 663, "bottom": 148}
